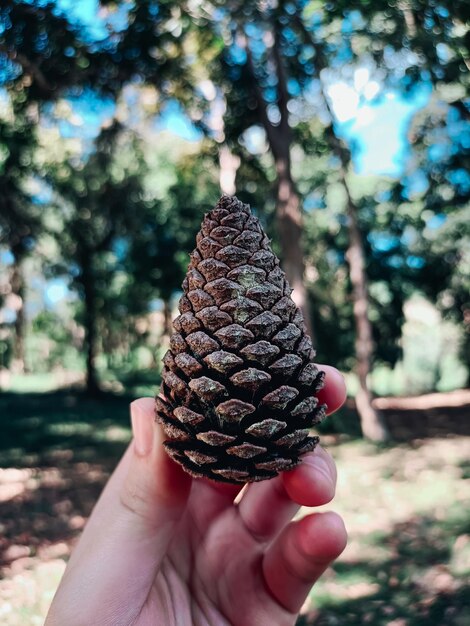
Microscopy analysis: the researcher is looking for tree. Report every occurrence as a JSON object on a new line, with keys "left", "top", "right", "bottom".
{"left": 332, "top": 0, "right": 468, "bottom": 88}
{"left": 294, "top": 0, "right": 469, "bottom": 432}
{"left": 125, "top": 140, "right": 220, "bottom": 343}
{"left": 205, "top": 2, "right": 318, "bottom": 334}
{"left": 0, "top": 103, "right": 40, "bottom": 372}
{"left": 0, "top": 0, "right": 113, "bottom": 102}
{"left": 394, "top": 97, "right": 470, "bottom": 381}
{"left": 323, "top": 143, "right": 390, "bottom": 439}
{"left": 0, "top": 0, "right": 207, "bottom": 386}
{"left": 327, "top": 0, "right": 470, "bottom": 383}
{"left": 301, "top": 23, "right": 390, "bottom": 438}
{"left": 0, "top": 0, "right": 118, "bottom": 374}
{"left": 203, "top": 2, "right": 391, "bottom": 439}
{"left": 47, "top": 122, "right": 147, "bottom": 393}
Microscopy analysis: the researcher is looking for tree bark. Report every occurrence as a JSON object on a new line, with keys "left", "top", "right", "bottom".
{"left": 274, "top": 155, "right": 313, "bottom": 338}
{"left": 399, "top": 1, "right": 417, "bottom": 37}
{"left": 10, "top": 250, "right": 26, "bottom": 373}
{"left": 240, "top": 30, "right": 314, "bottom": 338}
{"left": 81, "top": 255, "right": 101, "bottom": 395}
{"left": 272, "top": 31, "right": 313, "bottom": 338}
{"left": 328, "top": 132, "right": 390, "bottom": 441}
{"left": 293, "top": 18, "right": 390, "bottom": 440}
{"left": 161, "top": 298, "right": 173, "bottom": 341}
{"left": 219, "top": 145, "right": 240, "bottom": 196}
{"left": 344, "top": 189, "right": 390, "bottom": 441}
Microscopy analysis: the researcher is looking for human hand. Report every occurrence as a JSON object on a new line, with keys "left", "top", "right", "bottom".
{"left": 46, "top": 365, "right": 347, "bottom": 626}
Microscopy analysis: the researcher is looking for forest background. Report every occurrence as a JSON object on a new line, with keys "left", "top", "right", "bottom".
{"left": 0, "top": 1, "right": 469, "bottom": 625}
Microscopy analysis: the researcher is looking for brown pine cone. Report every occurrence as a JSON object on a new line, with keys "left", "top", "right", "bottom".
{"left": 155, "top": 195, "right": 326, "bottom": 483}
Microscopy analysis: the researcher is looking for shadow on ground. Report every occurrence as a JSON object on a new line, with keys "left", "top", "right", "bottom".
{"left": 0, "top": 389, "right": 135, "bottom": 570}
{"left": 298, "top": 510, "right": 470, "bottom": 626}
{"left": 0, "top": 389, "right": 134, "bottom": 468}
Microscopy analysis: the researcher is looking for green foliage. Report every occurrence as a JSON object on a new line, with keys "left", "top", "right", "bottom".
{"left": 0, "top": 0, "right": 468, "bottom": 391}
{"left": 126, "top": 143, "right": 220, "bottom": 304}
{"left": 314, "top": 0, "right": 470, "bottom": 94}
{"left": 0, "top": 105, "right": 40, "bottom": 256}
{"left": 30, "top": 310, "right": 78, "bottom": 371}
{"left": 388, "top": 97, "right": 470, "bottom": 377}
{"left": 1, "top": 0, "right": 108, "bottom": 102}
{"left": 47, "top": 123, "right": 147, "bottom": 301}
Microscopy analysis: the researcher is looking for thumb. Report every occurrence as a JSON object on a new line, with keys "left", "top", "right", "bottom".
{"left": 123, "top": 397, "right": 192, "bottom": 524}
{"left": 47, "top": 398, "right": 191, "bottom": 626}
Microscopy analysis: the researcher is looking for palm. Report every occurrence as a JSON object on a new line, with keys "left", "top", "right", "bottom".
{"left": 140, "top": 479, "right": 315, "bottom": 626}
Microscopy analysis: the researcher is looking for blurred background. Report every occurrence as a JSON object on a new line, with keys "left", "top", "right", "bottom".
{"left": 0, "top": 0, "right": 469, "bottom": 624}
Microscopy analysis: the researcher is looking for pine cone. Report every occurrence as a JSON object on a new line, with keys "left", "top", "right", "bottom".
{"left": 156, "top": 195, "right": 326, "bottom": 483}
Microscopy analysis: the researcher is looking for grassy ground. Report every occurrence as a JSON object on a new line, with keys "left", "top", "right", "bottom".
{"left": 0, "top": 383, "right": 469, "bottom": 625}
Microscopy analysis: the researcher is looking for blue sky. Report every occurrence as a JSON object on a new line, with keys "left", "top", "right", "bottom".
{"left": 337, "top": 86, "right": 431, "bottom": 176}
{"left": 63, "top": 84, "right": 430, "bottom": 177}
{"left": 55, "top": 0, "right": 129, "bottom": 41}
{"left": 56, "top": 0, "right": 97, "bottom": 26}
{"left": 51, "top": 0, "right": 430, "bottom": 177}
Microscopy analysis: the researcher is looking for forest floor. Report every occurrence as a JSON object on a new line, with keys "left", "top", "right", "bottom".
{"left": 0, "top": 382, "right": 469, "bottom": 626}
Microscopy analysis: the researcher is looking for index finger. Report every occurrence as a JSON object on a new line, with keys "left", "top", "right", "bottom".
{"left": 316, "top": 365, "right": 347, "bottom": 415}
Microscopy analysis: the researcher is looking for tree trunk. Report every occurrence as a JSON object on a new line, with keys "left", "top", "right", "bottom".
{"left": 281, "top": 16, "right": 390, "bottom": 439}
{"left": 321, "top": 134, "right": 389, "bottom": 442}
{"left": 462, "top": 307, "right": 470, "bottom": 387}
{"left": 399, "top": 1, "right": 417, "bottom": 37}
{"left": 81, "top": 255, "right": 100, "bottom": 395}
{"left": 219, "top": 145, "right": 240, "bottom": 196}
{"left": 161, "top": 298, "right": 173, "bottom": 341}
{"left": 275, "top": 156, "right": 314, "bottom": 339}
{"left": 345, "top": 192, "right": 390, "bottom": 441}
{"left": 241, "top": 30, "right": 314, "bottom": 338}
{"left": 10, "top": 250, "right": 26, "bottom": 374}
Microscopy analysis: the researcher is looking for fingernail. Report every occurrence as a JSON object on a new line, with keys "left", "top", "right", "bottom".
{"left": 130, "top": 401, "right": 154, "bottom": 457}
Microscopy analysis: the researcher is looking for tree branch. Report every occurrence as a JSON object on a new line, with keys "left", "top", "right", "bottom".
{"left": 0, "top": 44, "right": 55, "bottom": 95}
{"left": 237, "top": 30, "right": 281, "bottom": 156}
{"left": 272, "top": 26, "right": 290, "bottom": 136}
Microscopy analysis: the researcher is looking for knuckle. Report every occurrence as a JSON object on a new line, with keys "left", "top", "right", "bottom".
{"left": 120, "top": 476, "right": 152, "bottom": 522}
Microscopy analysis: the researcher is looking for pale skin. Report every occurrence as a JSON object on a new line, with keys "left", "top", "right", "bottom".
{"left": 46, "top": 365, "right": 348, "bottom": 626}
